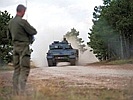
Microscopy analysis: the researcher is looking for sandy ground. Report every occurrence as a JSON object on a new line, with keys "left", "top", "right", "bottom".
{"left": 0, "top": 63, "right": 133, "bottom": 92}
{"left": 28, "top": 63, "right": 133, "bottom": 90}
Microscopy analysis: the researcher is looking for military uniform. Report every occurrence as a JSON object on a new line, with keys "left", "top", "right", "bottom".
{"left": 8, "top": 15, "right": 37, "bottom": 94}
{"left": 62, "top": 38, "right": 68, "bottom": 44}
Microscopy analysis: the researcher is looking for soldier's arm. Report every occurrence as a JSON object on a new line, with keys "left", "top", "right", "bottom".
{"left": 22, "top": 19, "right": 37, "bottom": 36}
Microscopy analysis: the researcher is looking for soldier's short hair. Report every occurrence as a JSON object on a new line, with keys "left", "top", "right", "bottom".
{"left": 16, "top": 4, "right": 26, "bottom": 12}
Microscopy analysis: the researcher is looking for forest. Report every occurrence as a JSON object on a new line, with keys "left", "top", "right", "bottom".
{"left": 88, "top": 0, "right": 133, "bottom": 61}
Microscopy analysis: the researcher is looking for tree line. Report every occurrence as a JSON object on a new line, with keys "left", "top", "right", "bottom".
{"left": 88, "top": 0, "right": 133, "bottom": 61}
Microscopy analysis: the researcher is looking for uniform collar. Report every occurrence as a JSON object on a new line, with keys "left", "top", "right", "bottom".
{"left": 15, "top": 15, "right": 22, "bottom": 18}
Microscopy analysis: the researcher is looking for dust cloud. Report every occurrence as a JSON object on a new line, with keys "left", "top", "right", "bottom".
{"left": 31, "top": 32, "right": 98, "bottom": 67}
{"left": 66, "top": 38, "right": 99, "bottom": 65}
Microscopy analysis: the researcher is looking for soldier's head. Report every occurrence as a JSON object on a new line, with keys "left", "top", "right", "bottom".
{"left": 16, "top": 4, "right": 26, "bottom": 17}
{"left": 63, "top": 38, "right": 67, "bottom": 41}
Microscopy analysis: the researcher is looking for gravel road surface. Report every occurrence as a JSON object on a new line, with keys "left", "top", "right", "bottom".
{"left": 28, "top": 64, "right": 133, "bottom": 89}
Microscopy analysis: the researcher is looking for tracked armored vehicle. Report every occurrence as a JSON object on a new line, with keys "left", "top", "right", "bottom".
{"left": 46, "top": 40, "right": 78, "bottom": 67}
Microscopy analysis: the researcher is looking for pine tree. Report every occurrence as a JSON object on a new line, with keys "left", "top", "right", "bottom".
{"left": 0, "top": 10, "right": 13, "bottom": 65}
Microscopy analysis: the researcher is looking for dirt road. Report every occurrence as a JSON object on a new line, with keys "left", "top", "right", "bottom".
{"left": 0, "top": 63, "right": 133, "bottom": 90}
{"left": 28, "top": 63, "right": 133, "bottom": 90}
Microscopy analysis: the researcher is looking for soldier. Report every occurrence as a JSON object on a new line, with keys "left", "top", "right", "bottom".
{"left": 62, "top": 38, "right": 68, "bottom": 44}
{"left": 7, "top": 4, "right": 37, "bottom": 95}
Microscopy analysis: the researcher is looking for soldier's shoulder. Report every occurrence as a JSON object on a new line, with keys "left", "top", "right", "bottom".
{"left": 21, "top": 19, "right": 30, "bottom": 25}
{"left": 8, "top": 18, "right": 15, "bottom": 25}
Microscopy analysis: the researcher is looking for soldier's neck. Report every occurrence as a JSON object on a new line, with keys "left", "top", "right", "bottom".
{"left": 16, "top": 12, "right": 23, "bottom": 18}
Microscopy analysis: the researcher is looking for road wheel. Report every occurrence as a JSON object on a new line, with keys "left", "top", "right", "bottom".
{"left": 47, "top": 59, "right": 53, "bottom": 67}
{"left": 70, "top": 59, "right": 76, "bottom": 66}
{"left": 53, "top": 61, "right": 57, "bottom": 66}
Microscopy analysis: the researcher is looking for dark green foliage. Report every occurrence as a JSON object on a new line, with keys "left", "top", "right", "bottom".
{"left": 65, "top": 28, "right": 87, "bottom": 53}
{"left": 103, "top": 0, "right": 133, "bottom": 34}
{"left": 88, "top": 18, "right": 120, "bottom": 61}
{"left": 0, "top": 11, "right": 13, "bottom": 65}
{"left": 88, "top": 0, "right": 133, "bottom": 61}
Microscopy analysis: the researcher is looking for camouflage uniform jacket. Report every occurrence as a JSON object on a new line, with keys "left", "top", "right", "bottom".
{"left": 8, "top": 15, "right": 37, "bottom": 44}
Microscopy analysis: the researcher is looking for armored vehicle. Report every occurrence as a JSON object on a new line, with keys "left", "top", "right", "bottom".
{"left": 46, "top": 40, "right": 78, "bottom": 67}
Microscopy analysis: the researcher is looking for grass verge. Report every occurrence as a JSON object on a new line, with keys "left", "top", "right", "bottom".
{"left": 0, "top": 65, "right": 14, "bottom": 71}
{"left": 87, "top": 59, "right": 133, "bottom": 65}
{"left": 0, "top": 79, "right": 132, "bottom": 100}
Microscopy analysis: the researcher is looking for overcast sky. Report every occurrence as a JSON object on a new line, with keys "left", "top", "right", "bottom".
{"left": 0, "top": 0, "right": 103, "bottom": 66}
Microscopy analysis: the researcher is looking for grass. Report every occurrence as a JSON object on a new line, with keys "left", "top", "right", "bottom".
{"left": 87, "top": 59, "right": 133, "bottom": 66}
{"left": 30, "top": 79, "right": 133, "bottom": 100}
{"left": 0, "top": 65, "right": 14, "bottom": 71}
{"left": 0, "top": 63, "right": 37, "bottom": 72}
{"left": 1, "top": 87, "right": 130, "bottom": 100}
{"left": 107, "top": 59, "right": 133, "bottom": 65}
{"left": 0, "top": 79, "right": 131, "bottom": 100}
{"left": 0, "top": 85, "right": 126, "bottom": 100}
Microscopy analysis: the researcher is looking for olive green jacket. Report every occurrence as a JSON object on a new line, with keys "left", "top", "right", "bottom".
{"left": 8, "top": 15, "right": 37, "bottom": 44}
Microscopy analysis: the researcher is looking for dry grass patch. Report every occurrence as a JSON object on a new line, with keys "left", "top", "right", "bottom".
{"left": 16, "top": 79, "right": 130, "bottom": 100}
{"left": 0, "top": 78, "right": 132, "bottom": 100}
